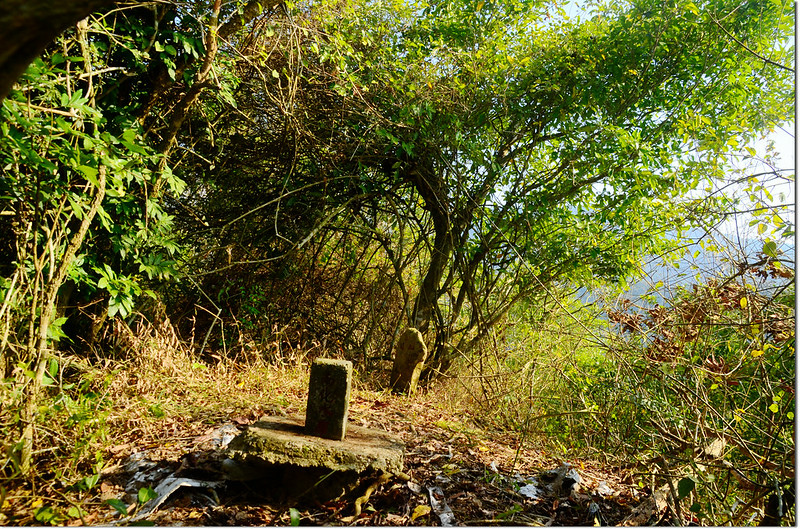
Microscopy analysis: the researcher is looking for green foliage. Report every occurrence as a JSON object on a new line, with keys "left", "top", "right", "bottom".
{"left": 72, "top": 472, "right": 101, "bottom": 492}
{"left": 0, "top": 2, "right": 204, "bottom": 473}
{"left": 497, "top": 503, "right": 523, "bottom": 520}
{"left": 439, "top": 291, "right": 611, "bottom": 441}
{"left": 583, "top": 259, "right": 792, "bottom": 524}
{"left": 0, "top": 355, "right": 113, "bottom": 525}
{"left": 138, "top": 486, "right": 158, "bottom": 505}
{"left": 0, "top": 23, "right": 184, "bottom": 355}
{"left": 453, "top": 246, "right": 793, "bottom": 524}
{"left": 168, "top": 0, "right": 794, "bottom": 373}
{"left": 105, "top": 498, "right": 129, "bottom": 516}
{"left": 677, "top": 477, "right": 696, "bottom": 500}
{"left": 33, "top": 504, "right": 63, "bottom": 525}
{"left": 94, "top": 264, "right": 142, "bottom": 319}
{"left": 103, "top": 486, "right": 157, "bottom": 521}
{"left": 0, "top": 0, "right": 794, "bottom": 515}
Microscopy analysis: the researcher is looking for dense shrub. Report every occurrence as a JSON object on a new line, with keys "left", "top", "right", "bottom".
{"left": 450, "top": 258, "right": 794, "bottom": 525}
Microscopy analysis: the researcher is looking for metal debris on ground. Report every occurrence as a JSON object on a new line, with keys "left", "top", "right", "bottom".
{"left": 194, "top": 423, "right": 241, "bottom": 450}
{"left": 427, "top": 485, "right": 457, "bottom": 526}
{"left": 129, "top": 476, "right": 224, "bottom": 522}
{"left": 595, "top": 480, "right": 614, "bottom": 497}
{"left": 518, "top": 481, "right": 543, "bottom": 500}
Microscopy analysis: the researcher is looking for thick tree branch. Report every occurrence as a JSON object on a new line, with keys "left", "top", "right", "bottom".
{"left": 0, "top": 0, "right": 144, "bottom": 101}
{"left": 157, "top": 0, "right": 284, "bottom": 158}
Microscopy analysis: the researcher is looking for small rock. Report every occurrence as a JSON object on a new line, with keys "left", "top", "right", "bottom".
{"left": 596, "top": 480, "right": 614, "bottom": 497}
{"left": 519, "top": 483, "right": 542, "bottom": 500}
{"left": 540, "top": 462, "right": 582, "bottom": 497}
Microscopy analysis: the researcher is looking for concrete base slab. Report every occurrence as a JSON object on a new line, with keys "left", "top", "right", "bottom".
{"left": 221, "top": 416, "right": 405, "bottom": 501}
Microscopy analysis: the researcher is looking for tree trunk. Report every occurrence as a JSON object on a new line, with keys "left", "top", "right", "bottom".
{"left": 0, "top": 0, "right": 134, "bottom": 101}
{"left": 411, "top": 211, "right": 451, "bottom": 333}
{"left": 405, "top": 162, "right": 458, "bottom": 373}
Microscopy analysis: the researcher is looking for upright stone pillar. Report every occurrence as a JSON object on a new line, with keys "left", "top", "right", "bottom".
{"left": 305, "top": 358, "right": 352, "bottom": 441}
{"left": 390, "top": 328, "right": 427, "bottom": 394}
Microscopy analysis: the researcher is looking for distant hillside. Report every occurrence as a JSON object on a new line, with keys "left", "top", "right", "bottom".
{"left": 578, "top": 230, "right": 795, "bottom": 309}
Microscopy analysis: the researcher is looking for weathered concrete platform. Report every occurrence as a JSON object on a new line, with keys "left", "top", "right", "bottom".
{"left": 221, "top": 416, "right": 405, "bottom": 501}
{"left": 224, "top": 416, "right": 404, "bottom": 476}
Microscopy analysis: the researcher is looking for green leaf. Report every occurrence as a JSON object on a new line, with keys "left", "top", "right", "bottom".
{"left": 48, "top": 358, "right": 58, "bottom": 377}
{"left": 762, "top": 241, "right": 778, "bottom": 258}
{"left": 498, "top": 504, "right": 523, "bottom": 520}
{"left": 121, "top": 128, "right": 148, "bottom": 155}
{"left": 289, "top": 507, "right": 301, "bottom": 526}
{"left": 105, "top": 498, "right": 128, "bottom": 515}
{"left": 34, "top": 505, "right": 59, "bottom": 524}
{"left": 677, "top": 477, "right": 695, "bottom": 499}
{"left": 138, "top": 486, "right": 158, "bottom": 504}
{"left": 77, "top": 165, "right": 100, "bottom": 187}
{"left": 47, "top": 317, "right": 69, "bottom": 342}
{"left": 769, "top": 403, "right": 779, "bottom": 413}
{"left": 85, "top": 473, "right": 100, "bottom": 490}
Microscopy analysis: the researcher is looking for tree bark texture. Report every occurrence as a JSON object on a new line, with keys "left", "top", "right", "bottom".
{"left": 0, "top": 0, "right": 137, "bottom": 101}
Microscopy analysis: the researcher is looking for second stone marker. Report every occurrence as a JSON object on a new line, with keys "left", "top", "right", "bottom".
{"left": 305, "top": 358, "right": 352, "bottom": 441}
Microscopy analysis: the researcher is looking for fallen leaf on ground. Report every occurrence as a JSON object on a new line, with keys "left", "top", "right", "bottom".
{"left": 411, "top": 504, "right": 431, "bottom": 521}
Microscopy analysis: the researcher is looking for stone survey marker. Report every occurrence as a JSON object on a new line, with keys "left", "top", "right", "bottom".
{"left": 305, "top": 358, "right": 351, "bottom": 441}
{"left": 390, "top": 327, "right": 427, "bottom": 394}
{"left": 223, "top": 357, "right": 405, "bottom": 501}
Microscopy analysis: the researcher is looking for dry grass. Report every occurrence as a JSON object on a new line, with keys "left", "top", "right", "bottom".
{"left": 0, "top": 310, "right": 320, "bottom": 525}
